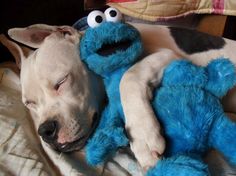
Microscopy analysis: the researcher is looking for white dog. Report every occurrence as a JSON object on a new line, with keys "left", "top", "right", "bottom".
{"left": 5, "top": 18, "right": 236, "bottom": 175}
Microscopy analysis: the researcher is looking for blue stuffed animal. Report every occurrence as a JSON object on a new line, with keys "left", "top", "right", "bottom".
{"left": 147, "top": 59, "right": 236, "bottom": 176}
{"left": 80, "top": 8, "right": 236, "bottom": 176}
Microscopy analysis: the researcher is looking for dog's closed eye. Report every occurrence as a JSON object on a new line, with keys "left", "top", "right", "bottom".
{"left": 54, "top": 74, "right": 69, "bottom": 91}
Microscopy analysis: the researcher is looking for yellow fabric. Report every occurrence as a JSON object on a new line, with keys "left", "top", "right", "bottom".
{"left": 108, "top": 0, "right": 236, "bottom": 21}
{"left": 225, "top": 1, "right": 236, "bottom": 16}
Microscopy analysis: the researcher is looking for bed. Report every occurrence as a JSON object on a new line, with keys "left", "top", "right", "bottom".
{"left": 1, "top": 0, "right": 236, "bottom": 175}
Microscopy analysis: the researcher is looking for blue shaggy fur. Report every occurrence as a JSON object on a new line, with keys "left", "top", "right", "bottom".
{"left": 147, "top": 59, "right": 236, "bottom": 176}
{"left": 80, "top": 20, "right": 236, "bottom": 176}
{"left": 80, "top": 21, "right": 143, "bottom": 165}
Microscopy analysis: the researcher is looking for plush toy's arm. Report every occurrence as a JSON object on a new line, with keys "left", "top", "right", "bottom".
{"left": 161, "top": 60, "right": 205, "bottom": 86}
{"left": 120, "top": 49, "right": 179, "bottom": 169}
{"left": 86, "top": 106, "right": 128, "bottom": 166}
{"left": 206, "top": 58, "right": 236, "bottom": 97}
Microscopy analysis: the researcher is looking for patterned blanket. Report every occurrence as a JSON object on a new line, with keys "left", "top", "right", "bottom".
{"left": 107, "top": 0, "right": 236, "bottom": 21}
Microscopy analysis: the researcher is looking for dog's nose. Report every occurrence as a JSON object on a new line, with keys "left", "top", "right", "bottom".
{"left": 38, "top": 120, "right": 58, "bottom": 142}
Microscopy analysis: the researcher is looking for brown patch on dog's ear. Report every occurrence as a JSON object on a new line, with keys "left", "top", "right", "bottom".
{"left": 0, "top": 34, "right": 32, "bottom": 69}
{"left": 30, "top": 32, "right": 52, "bottom": 44}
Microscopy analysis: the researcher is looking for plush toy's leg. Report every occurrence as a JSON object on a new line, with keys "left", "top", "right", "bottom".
{"left": 86, "top": 126, "right": 128, "bottom": 166}
{"left": 146, "top": 154, "right": 209, "bottom": 176}
{"left": 85, "top": 106, "right": 129, "bottom": 166}
{"left": 209, "top": 114, "right": 236, "bottom": 164}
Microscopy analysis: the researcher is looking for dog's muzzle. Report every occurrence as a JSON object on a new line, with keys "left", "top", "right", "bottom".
{"left": 38, "top": 113, "right": 99, "bottom": 152}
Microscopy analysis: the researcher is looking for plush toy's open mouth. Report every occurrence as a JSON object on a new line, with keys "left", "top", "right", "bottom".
{"left": 97, "top": 40, "right": 132, "bottom": 57}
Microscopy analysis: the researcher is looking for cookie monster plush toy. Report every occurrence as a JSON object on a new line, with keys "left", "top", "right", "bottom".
{"left": 80, "top": 7, "right": 236, "bottom": 176}
{"left": 80, "top": 7, "right": 143, "bottom": 165}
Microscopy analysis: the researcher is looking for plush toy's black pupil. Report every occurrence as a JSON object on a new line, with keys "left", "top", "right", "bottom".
{"left": 95, "top": 16, "right": 103, "bottom": 23}
{"left": 109, "top": 10, "right": 117, "bottom": 17}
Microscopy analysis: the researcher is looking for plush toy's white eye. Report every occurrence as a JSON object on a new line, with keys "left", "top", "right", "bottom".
{"left": 104, "top": 7, "right": 122, "bottom": 23}
{"left": 87, "top": 10, "right": 105, "bottom": 28}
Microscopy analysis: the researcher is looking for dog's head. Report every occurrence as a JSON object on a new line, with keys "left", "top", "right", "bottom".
{"left": 6, "top": 24, "right": 105, "bottom": 152}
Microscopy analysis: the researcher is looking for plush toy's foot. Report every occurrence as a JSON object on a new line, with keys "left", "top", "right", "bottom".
{"left": 86, "top": 127, "right": 128, "bottom": 166}
{"left": 146, "top": 154, "right": 209, "bottom": 176}
{"left": 209, "top": 114, "right": 236, "bottom": 165}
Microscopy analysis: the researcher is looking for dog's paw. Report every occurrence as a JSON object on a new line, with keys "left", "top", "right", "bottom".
{"left": 126, "top": 117, "right": 165, "bottom": 170}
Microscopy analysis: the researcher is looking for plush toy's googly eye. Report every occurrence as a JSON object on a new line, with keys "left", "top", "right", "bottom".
{"left": 104, "top": 7, "right": 122, "bottom": 23}
{"left": 87, "top": 10, "right": 105, "bottom": 28}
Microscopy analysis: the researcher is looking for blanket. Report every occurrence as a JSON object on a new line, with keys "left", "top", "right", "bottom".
{"left": 107, "top": 0, "right": 236, "bottom": 21}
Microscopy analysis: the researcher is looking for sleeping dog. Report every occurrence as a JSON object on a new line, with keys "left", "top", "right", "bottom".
{"left": 4, "top": 12, "right": 236, "bottom": 174}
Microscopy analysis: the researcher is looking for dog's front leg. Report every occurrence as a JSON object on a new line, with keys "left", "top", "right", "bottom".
{"left": 120, "top": 49, "right": 179, "bottom": 170}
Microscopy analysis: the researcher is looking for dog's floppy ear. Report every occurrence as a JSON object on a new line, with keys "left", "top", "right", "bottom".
{"left": 8, "top": 24, "right": 80, "bottom": 49}
{"left": 0, "top": 34, "right": 32, "bottom": 69}
{"left": 8, "top": 24, "right": 56, "bottom": 48}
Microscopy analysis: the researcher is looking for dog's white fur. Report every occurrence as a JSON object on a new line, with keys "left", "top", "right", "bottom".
{"left": 5, "top": 25, "right": 110, "bottom": 175}
{"left": 5, "top": 23, "right": 236, "bottom": 174}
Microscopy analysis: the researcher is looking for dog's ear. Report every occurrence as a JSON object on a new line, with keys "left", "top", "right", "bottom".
{"left": 8, "top": 24, "right": 80, "bottom": 49}
{"left": 0, "top": 34, "right": 32, "bottom": 69}
{"left": 8, "top": 24, "right": 56, "bottom": 48}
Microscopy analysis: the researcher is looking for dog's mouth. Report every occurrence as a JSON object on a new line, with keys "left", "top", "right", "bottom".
{"left": 57, "top": 134, "right": 88, "bottom": 152}
{"left": 96, "top": 39, "right": 132, "bottom": 57}
{"left": 54, "top": 113, "right": 99, "bottom": 153}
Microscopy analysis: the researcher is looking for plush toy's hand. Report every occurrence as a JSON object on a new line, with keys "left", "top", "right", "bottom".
{"left": 86, "top": 127, "right": 129, "bottom": 166}
{"left": 206, "top": 58, "right": 236, "bottom": 97}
